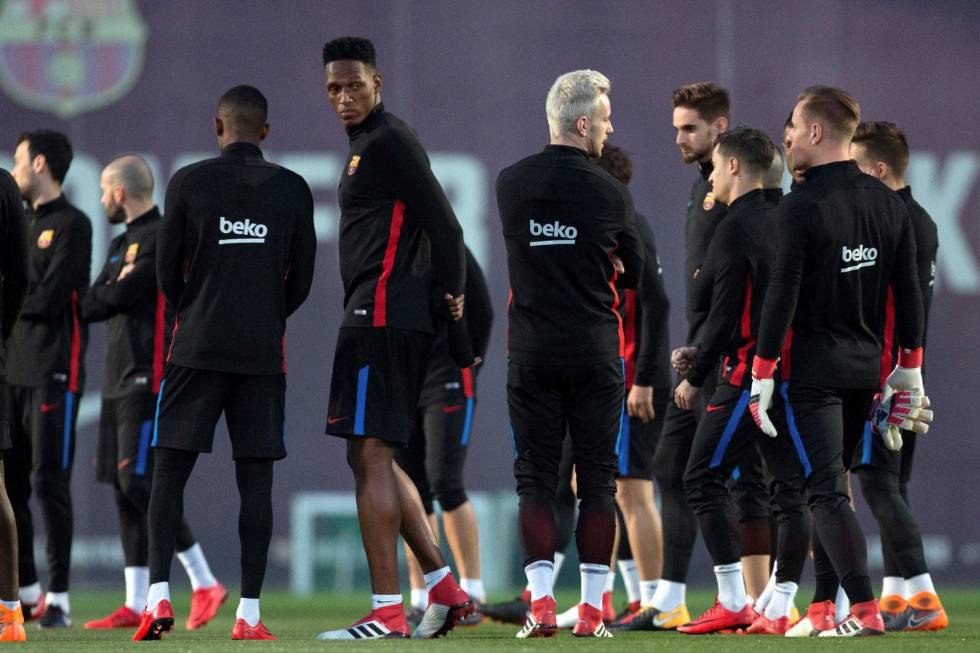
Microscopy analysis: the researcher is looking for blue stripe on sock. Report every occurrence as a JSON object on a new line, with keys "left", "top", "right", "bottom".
{"left": 354, "top": 365, "right": 369, "bottom": 436}
{"left": 151, "top": 379, "right": 166, "bottom": 447}
{"left": 780, "top": 381, "right": 812, "bottom": 478}
{"left": 709, "top": 391, "right": 750, "bottom": 468}
{"left": 461, "top": 397, "right": 475, "bottom": 446}
{"left": 861, "top": 420, "right": 873, "bottom": 465}
{"left": 135, "top": 420, "right": 153, "bottom": 476}
{"left": 62, "top": 391, "right": 74, "bottom": 470}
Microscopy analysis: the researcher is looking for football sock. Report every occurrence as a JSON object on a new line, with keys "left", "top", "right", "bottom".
{"left": 552, "top": 552, "right": 565, "bottom": 588}
{"left": 19, "top": 583, "right": 40, "bottom": 605}
{"left": 525, "top": 561, "right": 554, "bottom": 601}
{"left": 0, "top": 599, "right": 19, "bottom": 612}
{"left": 410, "top": 588, "right": 427, "bottom": 611}
{"left": 177, "top": 543, "right": 218, "bottom": 591}
{"left": 617, "top": 559, "right": 640, "bottom": 603}
{"left": 882, "top": 575, "right": 905, "bottom": 598}
{"left": 650, "top": 579, "right": 685, "bottom": 611}
{"left": 580, "top": 564, "right": 608, "bottom": 611}
{"left": 519, "top": 495, "right": 558, "bottom": 572}
{"left": 714, "top": 562, "right": 747, "bottom": 612}
{"left": 235, "top": 458, "right": 274, "bottom": 598}
{"left": 124, "top": 566, "right": 149, "bottom": 613}
{"left": 906, "top": 573, "right": 936, "bottom": 597}
{"left": 460, "top": 578, "right": 485, "bottom": 602}
{"left": 755, "top": 563, "right": 778, "bottom": 612}
{"left": 45, "top": 592, "right": 68, "bottom": 612}
{"left": 371, "top": 594, "right": 402, "bottom": 611}
{"left": 575, "top": 496, "right": 615, "bottom": 569}
{"left": 604, "top": 569, "right": 616, "bottom": 593}
{"left": 236, "top": 598, "right": 260, "bottom": 627}
{"left": 422, "top": 566, "right": 450, "bottom": 592}
{"left": 764, "top": 581, "right": 798, "bottom": 620}
{"left": 639, "top": 580, "right": 659, "bottom": 606}
{"left": 835, "top": 585, "right": 850, "bottom": 623}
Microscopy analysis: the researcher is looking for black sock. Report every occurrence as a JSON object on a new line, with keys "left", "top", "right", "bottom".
{"left": 236, "top": 458, "right": 274, "bottom": 598}
{"left": 148, "top": 448, "right": 198, "bottom": 584}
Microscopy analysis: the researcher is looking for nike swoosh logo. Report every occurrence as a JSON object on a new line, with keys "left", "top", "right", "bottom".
{"left": 326, "top": 416, "right": 349, "bottom": 425}
{"left": 40, "top": 402, "right": 61, "bottom": 413}
{"left": 442, "top": 405, "right": 465, "bottom": 414}
{"left": 117, "top": 458, "right": 131, "bottom": 470}
{"left": 653, "top": 612, "right": 680, "bottom": 626}
{"left": 908, "top": 613, "right": 937, "bottom": 629}
{"left": 706, "top": 404, "right": 724, "bottom": 412}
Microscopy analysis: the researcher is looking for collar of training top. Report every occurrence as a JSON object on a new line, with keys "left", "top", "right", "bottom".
{"left": 33, "top": 193, "right": 69, "bottom": 216}
{"left": 802, "top": 159, "right": 860, "bottom": 183}
{"left": 727, "top": 187, "right": 767, "bottom": 212}
{"left": 346, "top": 102, "right": 386, "bottom": 138}
{"left": 897, "top": 185, "right": 913, "bottom": 200}
{"left": 763, "top": 187, "right": 783, "bottom": 203}
{"left": 127, "top": 206, "right": 161, "bottom": 229}
{"left": 697, "top": 159, "right": 714, "bottom": 179}
{"left": 221, "top": 141, "right": 264, "bottom": 158}
{"left": 543, "top": 144, "right": 589, "bottom": 159}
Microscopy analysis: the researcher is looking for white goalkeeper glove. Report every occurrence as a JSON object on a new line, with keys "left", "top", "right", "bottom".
{"left": 749, "top": 356, "right": 778, "bottom": 437}
{"left": 870, "top": 389, "right": 933, "bottom": 451}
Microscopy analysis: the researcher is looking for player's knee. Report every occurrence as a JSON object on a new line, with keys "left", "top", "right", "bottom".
{"left": 33, "top": 469, "right": 69, "bottom": 501}
{"left": 574, "top": 468, "right": 616, "bottom": 501}
{"left": 517, "top": 483, "right": 555, "bottom": 503}
{"left": 433, "top": 486, "right": 467, "bottom": 512}
{"left": 117, "top": 472, "right": 152, "bottom": 510}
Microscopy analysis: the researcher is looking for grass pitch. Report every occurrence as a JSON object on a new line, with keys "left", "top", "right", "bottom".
{"left": 20, "top": 588, "right": 980, "bottom": 650}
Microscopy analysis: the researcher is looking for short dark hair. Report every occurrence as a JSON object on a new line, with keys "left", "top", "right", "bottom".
{"left": 852, "top": 121, "right": 910, "bottom": 179}
{"left": 17, "top": 130, "right": 73, "bottom": 184}
{"left": 596, "top": 144, "right": 632, "bottom": 185}
{"left": 672, "top": 82, "right": 730, "bottom": 122}
{"left": 797, "top": 86, "right": 860, "bottom": 141}
{"left": 322, "top": 36, "right": 377, "bottom": 68}
{"left": 217, "top": 85, "right": 268, "bottom": 136}
{"left": 714, "top": 127, "right": 775, "bottom": 176}
{"left": 784, "top": 112, "right": 794, "bottom": 130}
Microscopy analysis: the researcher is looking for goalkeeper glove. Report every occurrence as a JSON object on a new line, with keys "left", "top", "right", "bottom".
{"left": 749, "top": 356, "right": 778, "bottom": 437}
{"left": 870, "top": 388, "right": 933, "bottom": 451}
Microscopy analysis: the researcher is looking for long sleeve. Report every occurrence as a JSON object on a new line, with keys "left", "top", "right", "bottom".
{"left": 284, "top": 181, "right": 317, "bottom": 317}
{"left": 80, "top": 253, "right": 114, "bottom": 323}
{"left": 463, "top": 248, "right": 494, "bottom": 361}
{"left": 891, "top": 212, "right": 925, "bottom": 351}
{"left": 1, "top": 182, "right": 28, "bottom": 339}
{"left": 18, "top": 213, "right": 91, "bottom": 321}
{"left": 157, "top": 171, "right": 188, "bottom": 308}
{"left": 756, "top": 200, "right": 809, "bottom": 360}
{"left": 633, "top": 216, "right": 669, "bottom": 387}
{"left": 687, "top": 222, "right": 749, "bottom": 387}
{"left": 614, "top": 190, "right": 644, "bottom": 289}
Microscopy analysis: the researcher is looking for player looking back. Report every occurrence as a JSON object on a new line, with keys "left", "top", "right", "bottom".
{"left": 497, "top": 69, "right": 643, "bottom": 639}
{"left": 318, "top": 36, "right": 476, "bottom": 641}
{"left": 750, "top": 86, "right": 930, "bottom": 638}
{"left": 134, "top": 85, "right": 316, "bottom": 641}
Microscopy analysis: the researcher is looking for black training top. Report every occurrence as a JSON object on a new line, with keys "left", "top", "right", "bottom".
{"left": 157, "top": 142, "right": 316, "bottom": 376}
{"left": 756, "top": 161, "right": 924, "bottom": 388}
{"left": 337, "top": 104, "right": 465, "bottom": 334}
{"left": 6, "top": 194, "right": 91, "bottom": 391}
{"left": 420, "top": 247, "right": 494, "bottom": 405}
{"left": 684, "top": 160, "right": 729, "bottom": 344}
{"left": 619, "top": 212, "right": 670, "bottom": 389}
{"left": 687, "top": 189, "right": 775, "bottom": 389}
{"left": 497, "top": 144, "right": 643, "bottom": 367}
{"left": 82, "top": 207, "right": 172, "bottom": 398}
{"left": 0, "top": 169, "right": 28, "bottom": 382}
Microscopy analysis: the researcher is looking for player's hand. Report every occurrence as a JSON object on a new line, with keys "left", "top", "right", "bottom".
{"left": 883, "top": 347, "right": 924, "bottom": 394}
{"left": 627, "top": 384, "right": 655, "bottom": 422}
{"left": 610, "top": 253, "right": 625, "bottom": 275}
{"left": 674, "top": 379, "right": 699, "bottom": 412}
{"left": 117, "top": 263, "right": 135, "bottom": 280}
{"left": 870, "top": 389, "right": 933, "bottom": 451}
{"left": 749, "top": 356, "right": 778, "bottom": 437}
{"left": 671, "top": 345, "right": 697, "bottom": 374}
{"left": 444, "top": 293, "right": 465, "bottom": 321}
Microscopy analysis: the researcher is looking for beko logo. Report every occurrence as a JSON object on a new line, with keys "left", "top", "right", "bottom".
{"left": 529, "top": 219, "right": 577, "bottom": 246}
{"left": 840, "top": 244, "right": 878, "bottom": 272}
{"left": 219, "top": 216, "right": 268, "bottom": 245}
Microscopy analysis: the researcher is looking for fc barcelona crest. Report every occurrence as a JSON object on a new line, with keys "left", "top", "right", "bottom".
{"left": 125, "top": 242, "right": 139, "bottom": 263}
{"left": 702, "top": 191, "right": 716, "bottom": 211}
{"left": 37, "top": 229, "right": 54, "bottom": 249}
{"left": 0, "top": 0, "right": 148, "bottom": 118}
{"left": 348, "top": 155, "right": 361, "bottom": 176}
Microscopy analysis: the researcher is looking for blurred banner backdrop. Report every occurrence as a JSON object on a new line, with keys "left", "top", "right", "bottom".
{"left": 1, "top": 0, "right": 977, "bottom": 591}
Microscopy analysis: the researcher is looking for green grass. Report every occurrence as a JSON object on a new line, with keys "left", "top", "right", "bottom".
{"left": 19, "top": 588, "right": 980, "bottom": 650}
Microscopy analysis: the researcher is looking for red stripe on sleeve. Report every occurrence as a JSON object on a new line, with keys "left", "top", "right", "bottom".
{"left": 879, "top": 286, "right": 896, "bottom": 385}
{"left": 730, "top": 277, "right": 756, "bottom": 386}
{"left": 68, "top": 291, "right": 81, "bottom": 393}
{"left": 152, "top": 291, "right": 166, "bottom": 393}
{"left": 373, "top": 200, "right": 405, "bottom": 327}
{"left": 623, "top": 289, "right": 637, "bottom": 389}
{"left": 608, "top": 275, "right": 625, "bottom": 359}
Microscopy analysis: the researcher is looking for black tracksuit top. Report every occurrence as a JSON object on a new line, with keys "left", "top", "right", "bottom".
{"left": 157, "top": 142, "right": 316, "bottom": 375}
{"left": 337, "top": 104, "right": 465, "bottom": 334}
{"left": 6, "top": 194, "right": 91, "bottom": 390}
{"left": 684, "top": 160, "right": 728, "bottom": 344}
{"left": 497, "top": 144, "right": 643, "bottom": 367}
{"left": 757, "top": 160, "right": 924, "bottom": 388}
{"left": 82, "top": 207, "right": 171, "bottom": 397}
{"left": 0, "top": 169, "right": 28, "bottom": 382}
{"left": 687, "top": 189, "right": 775, "bottom": 389}
{"left": 618, "top": 212, "right": 670, "bottom": 389}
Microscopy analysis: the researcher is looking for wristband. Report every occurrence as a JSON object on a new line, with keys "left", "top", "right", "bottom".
{"left": 752, "top": 356, "right": 778, "bottom": 380}
{"left": 898, "top": 347, "right": 923, "bottom": 369}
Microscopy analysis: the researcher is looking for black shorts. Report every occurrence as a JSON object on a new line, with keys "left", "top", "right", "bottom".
{"left": 509, "top": 359, "right": 623, "bottom": 500}
{"left": 6, "top": 384, "right": 80, "bottom": 472}
{"left": 326, "top": 327, "right": 434, "bottom": 445}
{"left": 848, "top": 418, "right": 917, "bottom": 483}
{"left": 730, "top": 442, "right": 771, "bottom": 522}
{"left": 96, "top": 392, "right": 157, "bottom": 483}
{"left": 0, "top": 381, "right": 9, "bottom": 452}
{"left": 617, "top": 385, "right": 669, "bottom": 480}
{"left": 153, "top": 365, "right": 286, "bottom": 460}
{"left": 395, "top": 391, "right": 475, "bottom": 514}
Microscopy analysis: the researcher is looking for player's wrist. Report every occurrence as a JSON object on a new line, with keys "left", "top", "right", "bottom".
{"left": 751, "top": 356, "right": 777, "bottom": 380}
{"left": 897, "top": 346, "right": 923, "bottom": 369}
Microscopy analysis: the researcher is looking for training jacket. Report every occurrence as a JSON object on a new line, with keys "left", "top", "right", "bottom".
{"left": 684, "top": 160, "right": 728, "bottom": 344}
{"left": 157, "top": 142, "right": 316, "bottom": 375}
{"left": 0, "top": 169, "right": 28, "bottom": 382}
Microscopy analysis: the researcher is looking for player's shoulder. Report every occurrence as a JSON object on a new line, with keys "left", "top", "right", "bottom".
{"left": 168, "top": 155, "right": 222, "bottom": 190}
{"left": 0, "top": 167, "right": 16, "bottom": 194}
{"left": 371, "top": 111, "right": 422, "bottom": 148}
{"left": 59, "top": 197, "right": 92, "bottom": 228}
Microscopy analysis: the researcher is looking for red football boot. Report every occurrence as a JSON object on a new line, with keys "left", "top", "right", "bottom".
{"left": 316, "top": 603, "right": 409, "bottom": 639}
{"left": 746, "top": 613, "right": 793, "bottom": 635}
{"left": 132, "top": 600, "right": 175, "bottom": 641}
{"left": 573, "top": 603, "right": 613, "bottom": 637}
{"left": 818, "top": 599, "right": 884, "bottom": 637}
{"left": 186, "top": 582, "right": 227, "bottom": 629}
{"left": 516, "top": 596, "right": 557, "bottom": 638}
{"left": 785, "top": 600, "right": 836, "bottom": 637}
{"left": 677, "top": 599, "right": 756, "bottom": 634}
{"left": 85, "top": 605, "right": 142, "bottom": 629}
{"left": 231, "top": 619, "right": 277, "bottom": 640}
{"left": 601, "top": 591, "right": 616, "bottom": 624}
{"left": 612, "top": 599, "right": 641, "bottom": 626}
{"left": 412, "top": 574, "right": 474, "bottom": 639}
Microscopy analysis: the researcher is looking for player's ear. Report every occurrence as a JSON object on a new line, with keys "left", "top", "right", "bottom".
{"left": 373, "top": 71, "right": 383, "bottom": 94}
{"left": 31, "top": 153, "right": 46, "bottom": 175}
{"left": 576, "top": 115, "right": 589, "bottom": 137}
{"left": 810, "top": 121, "right": 822, "bottom": 146}
{"left": 259, "top": 123, "right": 270, "bottom": 143}
{"left": 876, "top": 160, "right": 888, "bottom": 180}
{"left": 214, "top": 116, "right": 224, "bottom": 137}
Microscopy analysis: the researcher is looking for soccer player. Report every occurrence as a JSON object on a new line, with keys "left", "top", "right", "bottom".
{"left": 750, "top": 87, "right": 928, "bottom": 638}
{"left": 398, "top": 246, "right": 493, "bottom": 625}
{"left": 849, "top": 121, "right": 945, "bottom": 631}
{"left": 318, "top": 37, "right": 475, "bottom": 641}
{"left": 0, "top": 167, "right": 28, "bottom": 642}
{"left": 497, "top": 69, "right": 643, "bottom": 639}
{"left": 593, "top": 145, "right": 670, "bottom": 627}
{"left": 5, "top": 130, "right": 92, "bottom": 628}
{"left": 133, "top": 85, "right": 316, "bottom": 641}
{"left": 80, "top": 156, "right": 225, "bottom": 631}
{"left": 670, "top": 128, "right": 808, "bottom": 635}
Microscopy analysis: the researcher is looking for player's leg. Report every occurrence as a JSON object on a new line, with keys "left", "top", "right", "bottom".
{"left": 679, "top": 385, "right": 758, "bottom": 634}
{"left": 566, "top": 359, "right": 622, "bottom": 638}
{"left": 731, "top": 448, "right": 771, "bottom": 599}
{"left": 0, "top": 385, "right": 26, "bottom": 642}
{"left": 3, "top": 387, "right": 38, "bottom": 620}
{"left": 32, "top": 385, "right": 78, "bottom": 627}
{"left": 393, "top": 418, "right": 434, "bottom": 623}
